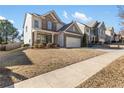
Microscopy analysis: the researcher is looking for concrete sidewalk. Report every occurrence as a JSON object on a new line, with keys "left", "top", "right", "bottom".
{"left": 8, "top": 50, "right": 124, "bottom": 88}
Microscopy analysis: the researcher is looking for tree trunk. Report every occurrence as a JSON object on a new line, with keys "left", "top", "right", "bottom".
{"left": 5, "top": 30, "right": 8, "bottom": 44}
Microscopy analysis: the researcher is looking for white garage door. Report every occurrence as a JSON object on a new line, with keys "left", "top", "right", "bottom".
{"left": 66, "top": 36, "right": 81, "bottom": 47}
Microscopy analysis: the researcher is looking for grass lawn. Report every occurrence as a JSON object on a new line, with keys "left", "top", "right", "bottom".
{"left": 0, "top": 48, "right": 105, "bottom": 87}
{"left": 77, "top": 55, "right": 124, "bottom": 88}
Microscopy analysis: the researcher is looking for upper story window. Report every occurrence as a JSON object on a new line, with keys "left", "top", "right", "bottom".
{"left": 26, "top": 26, "right": 28, "bottom": 32}
{"left": 34, "top": 20, "right": 39, "bottom": 28}
{"left": 47, "top": 21, "right": 52, "bottom": 30}
{"left": 86, "top": 29, "right": 89, "bottom": 33}
{"left": 72, "top": 26, "right": 76, "bottom": 32}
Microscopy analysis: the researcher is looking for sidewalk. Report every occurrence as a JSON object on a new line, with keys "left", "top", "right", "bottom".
{"left": 8, "top": 50, "right": 124, "bottom": 88}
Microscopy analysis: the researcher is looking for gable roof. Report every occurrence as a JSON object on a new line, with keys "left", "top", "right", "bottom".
{"left": 58, "top": 21, "right": 82, "bottom": 34}
{"left": 85, "top": 20, "right": 98, "bottom": 27}
{"left": 23, "top": 13, "right": 31, "bottom": 28}
{"left": 23, "top": 10, "right": 64, "bottom": 28}
{"left": 107, "top": 27, "right": 114, "bottom": 31}
{"left": 76, "top": 22, "right": 87, "bottom": 34}
{"left": 41, "top": 10, "right": 63, "bottom": 24}
{"left": 97, "top": 22, "right": 103, "bottom": 28}
{"left": 59, "top": 22, "right": 73, "bottom": 31}
{"left": 97, "top": 21, "right": 106, "bottom": 28}
{"left": 119, "top": 30, "right": 124, "bottom": 36}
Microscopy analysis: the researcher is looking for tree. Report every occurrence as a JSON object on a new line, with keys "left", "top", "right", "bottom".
{"left": 117, "top": 6, "right": 124, "bottom": 44}
{"left": 11, "top": 31, "right": 19, "bottom": 42}
{"left": 17, "top": 35, "right": 23, "bottom": 42}
{"left": 82, "top": 33, "right": 87, "bottom": 47}
{"left": 0, "top": 20, "right": 18, "bottom": 44}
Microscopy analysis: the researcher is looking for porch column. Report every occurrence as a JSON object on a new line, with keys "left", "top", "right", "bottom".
{"left": 94, "top": 36, "right": 95, "bottom": 44}
{"left": 34, "top": 31, "right": 38, "bottom": 44}
{"left": 52, "top": 33, "right": 54, "bottom": 43}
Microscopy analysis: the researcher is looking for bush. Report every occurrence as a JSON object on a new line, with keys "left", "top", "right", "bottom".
{"left": 21, "top": 44, "right": 30, "bottom": 47}
{"left": 0, "top": 43, "right": 22, "bottom": 51}
{"left": 6, "top": 43, "right": 22, "bottom": 51}
{"left": 0, "top": 45, "right": 6, "bottom": 51}
{"left": 46, "top": 43, "right": 53, "bottom": 48}
{"left": 82, "top": 33, "right": 87, "bottom": 47}
{"left": 38, "top": 44, "right": 45, "bottom": 48}
{"left": 33, "top": 43, "right": 46, "bottom": 49}
{"left": 46, "top": 43, "right": 59, "bottom": 48}
{"left": 32, "top": 43, "right": 59, "bottom": 49}
{"left": 0, "top": 67, "right": 11, "bottom": 74}
{"left": 54, "top": 44, "right": 59, "bottom": 48}
{"left": 42, "top": 43, "right": 47, "bottom": 46}
{"left": 34, "top": 44, "right": 38, "bottom": 48}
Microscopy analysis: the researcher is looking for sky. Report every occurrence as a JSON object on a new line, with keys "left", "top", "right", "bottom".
{"left": 0, "top": 5, "right": 121, "bottom": 34}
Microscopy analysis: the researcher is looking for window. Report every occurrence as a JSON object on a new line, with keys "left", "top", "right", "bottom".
{"left": 86, "top": 29, "right": 89, "bottom": 33}
{"left": 73, "top": 26, "right": 76, "bottom": 32}
{"left": 47, "top": 21, "right": 52, "bottom": 30}
{"left": 37, "top": 35, "right": 52, "bottom": 43}
{"left": 34, "top": 20, "right": 39, "bottom": 28}
{"left": 26, "top": 26, "right": 28, "bottom": 32}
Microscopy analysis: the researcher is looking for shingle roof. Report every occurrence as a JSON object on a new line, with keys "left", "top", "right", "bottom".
{"left": 107, "top": 27, "right": 113, "bottom": 31}
{"left": 32, "top": 13, "right": 41, "bottom": 16}
{"left": 97, "top": 22, "right": 103, "bottom": 28}
{"left": 120, "top": 30, "right": 124, "bottom": 36}
{"left": 85, "top": 20, "right": 98, "bottom": 27}
{"left": 29, "top": 10, "right": 64, "bottom": 24}
{"left": 76, "top": 22, "right": 86, "bottom": 34}
{"left": 58, "top": 22, "right": 73, "bottom": 31}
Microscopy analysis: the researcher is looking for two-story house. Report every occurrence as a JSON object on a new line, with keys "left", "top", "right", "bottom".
{"left": 105, "top": 27, "right": 115, "bottom": 43}
{"left": 76, "top": 22, "right": 94, "bottom": 45}
{"left": 86, "top": 21, "right": 106, "bottom": 44}
{"left": 23, "top": 11, "right": 83, "bottom": 48}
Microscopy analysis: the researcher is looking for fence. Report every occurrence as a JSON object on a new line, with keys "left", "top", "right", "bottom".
{"left": 0, "top": 43, "right": 22, "bottom": 51}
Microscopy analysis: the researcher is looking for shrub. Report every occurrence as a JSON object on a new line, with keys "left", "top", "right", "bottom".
{"left": 34, "top": 44, "right": 38, "bottom": 48}
{"left": 82, "top": 33, "right": 87, "bottom": 47}
{"left": 0, "top": 67, "right": 11, "bottom": 74}
{"left": 46, "top": 43, "right": 60, "bottom": 48}
{"left": 2, "top": 42, "right": 7, "bottom": 44}
{"left": 0, "top": 45, "right": 6, "bottom": 51}
{"left": 52, "top": 43, "right": 60, "bottom": 48}
{"left": 42, "top": 43, "right": 47, "bottom": 46}
{"left": 21, "top": 44, "right": 30, "bottom": 47}
{"left": 37, "top": 43, "right": 45, "bottom": 48}
{"left": 46, "top": 43, "right": 53, "bottom": 48}
{"left": 6, "top": 43, "right": 22, "bottom": 51}
{"left": 0, "top": 43, "right": 22, "bottom": 51}
{"left": 54, "top": 44, "right": 59, "bottom": 48}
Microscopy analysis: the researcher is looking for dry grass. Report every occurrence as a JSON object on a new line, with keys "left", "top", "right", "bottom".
{"left": 0, "top": 48, "right": 105, "bottom": 87}
{"left": 77, "top": 55, "right": 124, "bottom": 88}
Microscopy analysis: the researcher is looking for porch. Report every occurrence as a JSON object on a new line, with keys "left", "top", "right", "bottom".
{"left": 32, "top": 30, "right": 59, "bottom": 45}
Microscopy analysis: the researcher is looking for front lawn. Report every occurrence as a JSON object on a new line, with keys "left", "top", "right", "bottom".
{"left": 0, "top": 48, "right": 105, "bottom": 87}
{"left": 77, "top": 55, "right": 124, "bottom": 88}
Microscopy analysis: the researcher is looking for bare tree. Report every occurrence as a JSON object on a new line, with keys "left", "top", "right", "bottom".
{"left": 117, "top": 6, "right": 124, "bottom": 30}
{"left": 117, "top": 6, "right": 124, "bottom": 44}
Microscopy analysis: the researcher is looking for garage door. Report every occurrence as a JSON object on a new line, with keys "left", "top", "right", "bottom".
{"left": 66, "top": 36, "right": 81, "bottom": 47}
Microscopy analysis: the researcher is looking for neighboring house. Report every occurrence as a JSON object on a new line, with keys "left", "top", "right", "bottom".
{"left": 119, "top": 30, "right": 124, "bottom": 39}
{"left": 118, "top": 31, "right": 124, "bottom": 43}
{"left": 105, "top": 27, "right": 115, "bottom": 43}
{"left": 86, "top": 21, "right": 106, "bottom": 44}
{"left": 114, "top": 33, "right": 121, "bottom": 43}
{"left": 23, "top": 11, "right": 83, "bottom": 48}
{"left": 76, "top": 22, "right": 93, "bottom": 44}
